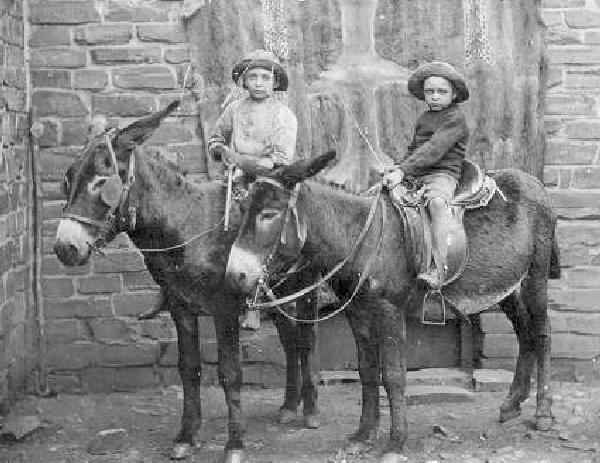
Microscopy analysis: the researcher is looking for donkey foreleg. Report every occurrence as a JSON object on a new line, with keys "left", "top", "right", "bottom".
{"left": 346, "top": 303, "right": 380, "bottom": 444}
{"left": 273, "top": 312, "right": 301, "bottom": 423}
{"left": 213, "top": 304, "right": 245, "bottom": 458}
{"left": 379, "top": 298, "right": 408, "bottom": 457}
{"left": 171, "top": 306, "right": 203, "bottom": 460}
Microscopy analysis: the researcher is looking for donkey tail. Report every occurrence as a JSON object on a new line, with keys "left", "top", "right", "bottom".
{"left": 549, "top": 224, "right": 561, "bottom": 279}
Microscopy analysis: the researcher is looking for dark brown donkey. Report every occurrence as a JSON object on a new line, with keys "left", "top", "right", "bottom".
{"left": 53, "top": 102, "right": 319, "bottom": 463}
{"left": 225, "top": 152, "right": 561, "bottom": 463}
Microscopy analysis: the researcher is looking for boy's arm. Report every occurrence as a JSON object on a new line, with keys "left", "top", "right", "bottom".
{"left": 397, "top": 111, "right": 468, "bottom": 176}
{"left": 207, "top": 104, "right": 234, "bottom": 161}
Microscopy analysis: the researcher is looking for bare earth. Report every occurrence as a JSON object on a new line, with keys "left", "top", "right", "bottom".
{"left": 2, "top": 381, "right": 600, "bottom": 463}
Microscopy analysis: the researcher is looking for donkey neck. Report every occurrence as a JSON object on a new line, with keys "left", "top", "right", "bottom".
{"left": 128, "top": 152, "right": 228, "bottom": 250}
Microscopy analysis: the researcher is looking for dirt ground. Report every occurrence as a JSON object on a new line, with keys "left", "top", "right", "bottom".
{"left": 2, "top": 381, "right": 600, "bottom": 463}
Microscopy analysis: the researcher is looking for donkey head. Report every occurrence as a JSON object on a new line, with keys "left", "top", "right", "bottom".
{"left": 54, "top": 101, "right": 180, "bottom": 266}
{"left": 225, "top": 151, "right": 335, "bottom": 294}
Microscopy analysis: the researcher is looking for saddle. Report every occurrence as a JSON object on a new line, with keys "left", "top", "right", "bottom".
{"left": 392, "top": 159, "right": 500, "bottom": 324}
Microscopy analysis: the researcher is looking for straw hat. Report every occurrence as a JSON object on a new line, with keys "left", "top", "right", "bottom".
{"left": 407, "top": 61, "right": 469, "bottom": 103}
{"left": 231, "top": 49, "right": 289, "bottom": 91}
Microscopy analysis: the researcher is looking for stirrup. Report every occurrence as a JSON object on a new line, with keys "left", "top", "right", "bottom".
{"left": 421, "top": 289, "right": 447, "bottom": 325}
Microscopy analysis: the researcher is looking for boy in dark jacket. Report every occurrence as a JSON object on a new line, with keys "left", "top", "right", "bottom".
{"left": 384, "top": 61, "right": 470, "bottom": 289}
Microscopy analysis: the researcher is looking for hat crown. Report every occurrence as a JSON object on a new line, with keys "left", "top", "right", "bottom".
{"left": 243, "top": 49, "right": 281, "bottom": 65}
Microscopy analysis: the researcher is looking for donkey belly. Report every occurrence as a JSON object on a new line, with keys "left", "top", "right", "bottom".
{"left": 442, "top": 194, "right": 534, "bottom": 316}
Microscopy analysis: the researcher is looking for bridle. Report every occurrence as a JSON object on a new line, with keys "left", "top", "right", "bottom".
{"left": 62, "top": 131, "right": 138, "bottom": 246}
{"left": 246, "top": 179, "right": 386, "bottom": 324}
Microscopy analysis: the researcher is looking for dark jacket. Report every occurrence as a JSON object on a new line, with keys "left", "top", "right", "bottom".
{"left": 397, "top": 104, "right": 469, "bottom": 180}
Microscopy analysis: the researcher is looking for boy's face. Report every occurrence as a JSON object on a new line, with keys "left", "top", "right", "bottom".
{"left": 423, "top": 76, "right": 455, "bottom": 111}
{"left": 244, "top": 67, "right": 275, "bottom": 100}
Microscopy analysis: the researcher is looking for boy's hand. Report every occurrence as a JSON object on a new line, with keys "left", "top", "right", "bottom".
{"left": 383, "top": 168, "right": 405, "bottom": 190}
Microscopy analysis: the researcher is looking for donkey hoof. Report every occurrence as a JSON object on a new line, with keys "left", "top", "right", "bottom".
{"left": 171, "top": 443, "right": 192, "bottom": 460}
{"left": 223, "top": 449, "right": 245, "bottom": 463}
{"left": 304, "top": 414, "right": 320, "bottom": 429}
{"left": 499, "top": 406, "right": 521, "bottom": 423}
{"left": 536, "top": 415, "right": 554, "bottom": 431}
{"left": 278, "top": 408, "right": 297, "bottom": 424}
{"left": 380, "top": 452, "right": 408, "bottom": 463}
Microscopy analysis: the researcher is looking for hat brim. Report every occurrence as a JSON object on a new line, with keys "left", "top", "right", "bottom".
{"left": 408, "top": 62, "right": 469, "bottom": 103}
{"left": 232, "top": 59, "right": 289, "bottom": 92}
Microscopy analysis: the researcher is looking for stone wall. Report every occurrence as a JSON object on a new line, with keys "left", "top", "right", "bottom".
{"left": 0, "top": 0, "right": 36, "bottom": 410}
{"left": 480, "top": 0, "right": 600, "bottom": 381}
{"left": 30, "top": 0, "right": 210, "bottom": 393}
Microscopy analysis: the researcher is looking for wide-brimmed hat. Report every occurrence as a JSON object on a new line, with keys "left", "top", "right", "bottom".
{"left": 231, "top": 49, "right": 289, "bottom": 92}
{"left": 407, "top": 61, "right": 469, "bottom": 103}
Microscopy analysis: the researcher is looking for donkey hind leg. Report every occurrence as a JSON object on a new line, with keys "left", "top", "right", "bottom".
{"left": 272, "top": 311, "right": 301, "bottom": 424}
{"left": 213, "top": 305, "right": 245, "bottom": 463}
{"left": 346, "top": 301, "right": 380, "bottom": 444}
{"left": 170, "top": 305, "right": 203, "bottom": 460}
{"left": 379, "top": 298, "right": 408, "bottom": 462}
{"left": 297, "top": 291, "right": 320, "bottom": 429}
{"left": 523, "top": 270, "right": 553, "bottom": 431}
{"left": 498, "top": 291, "right": 536, "bottom": 424}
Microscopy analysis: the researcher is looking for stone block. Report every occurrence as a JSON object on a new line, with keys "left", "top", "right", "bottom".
{"left": 241, "top": 332, "right": 285, "bottom": 365}
{"left": 38, "top": 120, "right": 58, "bottom": 148}
{"left": 140, "top": 317, "right": 175, "bottom": 340}
{"left": 112, "top": 367, "right": 158, "bottom": 391}
{"left": 545, "top": 95, "right": 595, "bottom": 115}
{"left": 146, "top": 122, "right": 194, "bottom": 145}
{"left": 46, "top": 319, "right": 86, "bottom": 344}
{"left": 122, "top": 271, "right": 158, "bottom": 291}
{"left": 565, "top": 68, "right": 600, "bottom": 88}
{"left": 39, "top": 149, "right": 80, "bottom": 181}
{"left": 137, "top": 24, "right": 186, "bottom": 43}
{"left": 165, "top": 48, "right": 190, "bottom": 64}
{"left": 557, "top": 222, "right": 600, "bottom": 248}
{"left": 482, "top": 333, "right": 518, "bottom": 358}
{"left": 81, "top": 367, "right": 115, "bottom": 393}
{"left": 73, "top": 70, "right": 108, "bottom": 90}
{"left": 42, "top": 201, "right": 64, "bottom": 220}
{"left": 92, "top": 94, "right": 155, "bottom": 117}
{"left": 46, "top": 342, "right": 99, "bottom": 370}
{"left": 543, "top": 0, "right": 585, "bottom": 6}
{"left": 45, "top": 297, "right": 113, "bottom": 319}
{"left": 399, "top": 385, "right": 474, "bottom": 406}
{"left": 547, "top": 47, "right": 600, "bottom": 64}
{"left": 553, "top": 333, "right": 600, "bottom": 359}
{"left": 472, "top": 369, "right": 513, "bottom": 392}
{"left": 564, "top": 267, "right": 600, "bottom": 288}
{"left": 551, "top": 310, "right": 600, "bottom": 335}
{"left": 545, "top": 140, "right": 597, "bottom": 165}
{"left": 74, "top": 24, "right": 132, "bottom": 45}
{"left": 89, "top": 318, "right": 134, "bottom": 342}
{"left": 112, "top": 65, "right": 177, "bottom": 89}
{"left": 93, "top": 251, "right": 146, "bottom": 273}
{"left": 30, "top": 49, "right": 86, "bottom": 68}
{"left": 32, "top": 91, "right": 88, "bottom": 118}
{"left": 78, "top": 275, "right": 122, "bottom": 294}
{"left": 584, "top": 30, "right": 600, "bottom": 44}
{"left": 572, "top": 166, "right": 600, "bottom": 188}
{"left": 62, "top": 120, "right": 90, "bottom": 146}
{"left": 567, "top": 120, "right": 600, "bottom": 140}
{"left": 105, "top": 3, "right": 169, "bottom": 22}
{"left": 113, "top": 291, "right": 161, "bottom": 317}
{"left": 30, "top": 1, "right": 100, "bottom": 25}
{"left": 97, "top": 342, "right": 159, "bottom": 367}
{"left": 546, "top": 28, "right": 582, "bottom": 45}
{"left": 41, "top": 277, "right": 74, "bottom": 298}
{"left": 91, "top": 48, "right": 161, "bottom": 65}
{"left": 47, "top": 372, "right": 81, "bottom": 393}
{"left": 29, "top": 26, "right": 71, "bottom": 47}
{"left": 542, "top": 11, "right": 564, "bottom": 28}
{"left": 31, "top": 70, "right": 71, "bottom": 89}
{"left": 565, "top": 9, "right": 600, "bottom": 28}
{"left": 480, "top": 312, "right": 513, "bottom": 333}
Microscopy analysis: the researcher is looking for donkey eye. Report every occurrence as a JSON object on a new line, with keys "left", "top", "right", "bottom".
{"left": 258, "top": 209, "right": 279, "bottom": 221}
{"left": 104, "top": 157, "right": 113, "bottom": 169}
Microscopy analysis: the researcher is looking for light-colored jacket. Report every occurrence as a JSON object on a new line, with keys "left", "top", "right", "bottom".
{"left": 208, "top": 96, "right": 298, "bottom": 166}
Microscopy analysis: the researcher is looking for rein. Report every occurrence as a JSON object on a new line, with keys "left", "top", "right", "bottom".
{"left": 247, "top": 183, "right": 386, "bottom": 324}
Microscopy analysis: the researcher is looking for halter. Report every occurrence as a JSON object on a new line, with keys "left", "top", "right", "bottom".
{"left": 247, "top": 180, "right": 386, "bottom": 325}
{"left": 62, "top": 131, "right": 137, "bottom": 240}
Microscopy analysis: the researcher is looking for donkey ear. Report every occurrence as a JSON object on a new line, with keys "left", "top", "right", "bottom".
{"left": 113, "top": 100, "right": 180, "bottom": 154}
{"left": 277, "top": 150, "right": 336, "bottom": 187}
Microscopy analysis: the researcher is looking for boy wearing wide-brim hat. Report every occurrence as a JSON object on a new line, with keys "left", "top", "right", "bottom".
{"left": 208, "top": 49, "right": 297, "bottom": 176}
{"left": 383, "top": 61, "right": 470, "bottom": 289}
